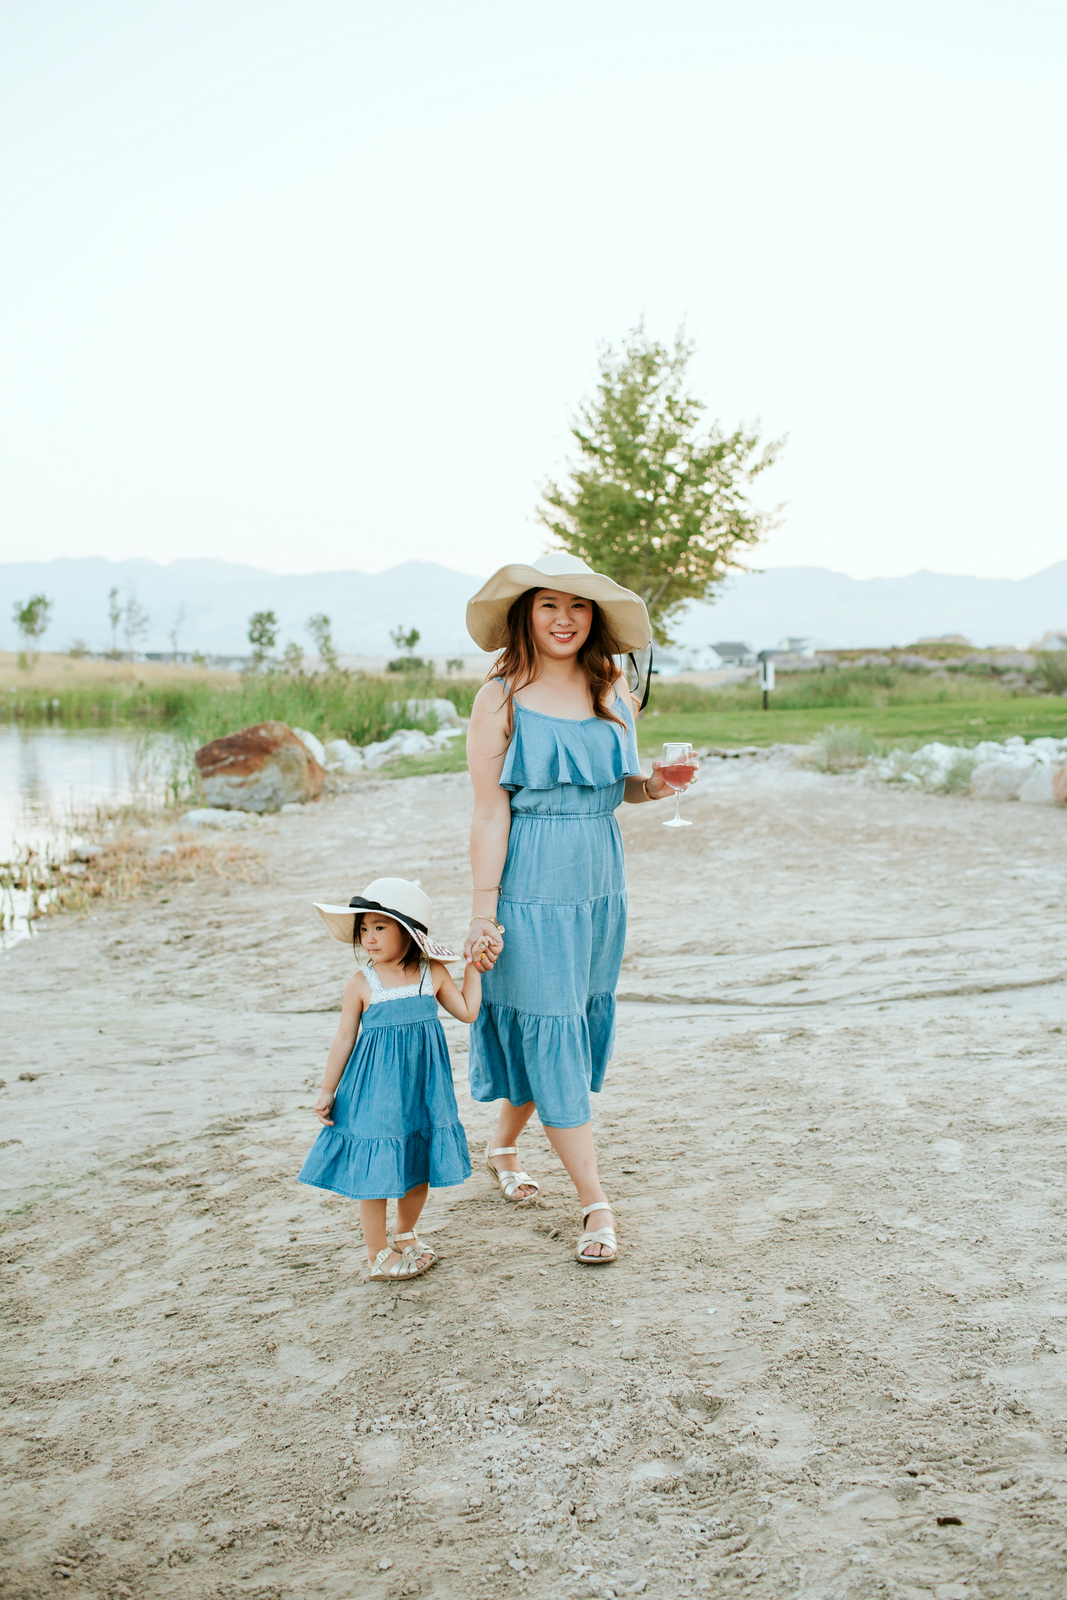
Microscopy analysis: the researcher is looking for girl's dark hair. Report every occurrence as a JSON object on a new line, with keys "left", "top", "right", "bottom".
{"left": 488, "top": 590, "right": 627, "bottom": 740}
{"left": 353, "top": 913, "right": 420, "bottom": 971}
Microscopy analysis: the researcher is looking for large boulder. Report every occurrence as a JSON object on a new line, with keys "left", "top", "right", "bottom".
{"left": 323, "top": 738, "right": 365, "bottom": 773}
{"left": 405, "top": 696, "right": 462, "bottom": 727}
{"left": 970, "top": 760, "right": 1031, "bottom": 802}
{"left": 194, "top": 721, "right": 325, "bottom": 812}
{"left": 1019, "top": 764, "right": 1067, "bottom": 805}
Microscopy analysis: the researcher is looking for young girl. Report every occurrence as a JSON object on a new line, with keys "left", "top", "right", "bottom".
{"left": 298, "top": 877, "right": 481, "bottom": 1282}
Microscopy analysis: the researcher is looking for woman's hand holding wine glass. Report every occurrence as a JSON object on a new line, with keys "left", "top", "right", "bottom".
{"left": 653, "top": 741, "right": 699, "bottom": 827}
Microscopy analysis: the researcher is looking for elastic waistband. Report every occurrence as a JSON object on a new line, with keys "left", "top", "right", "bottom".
{"left": 510, "top": 808, "right": 619, "bottom": 821}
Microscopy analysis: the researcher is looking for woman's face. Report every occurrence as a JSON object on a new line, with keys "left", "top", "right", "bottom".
{"left": 529, "top": 589, "right": 593, "bottom": 661}
{"left": 359, "top": 915, "right": 409, "bottom": 963}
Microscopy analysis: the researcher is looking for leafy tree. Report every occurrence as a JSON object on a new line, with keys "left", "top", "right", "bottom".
{"left": 13, "top": 594, "right": 53, "bottom": 668}
{"left": 248, "top": 609, "right": 279, "bottom": 668}
{"left": 445, "top": 656, "right": 465, "bottom": 674}
{"left": 540, "top": 325, "right": 784, "bottom": 645}
{"left": 387, "top": 624, "right": 424, "bottom": 672}
{"left": 307, "top": 612, "right": 339, "bottom": 671}
{"left": 283, "top": 639, "right": 305, "bottom": 674}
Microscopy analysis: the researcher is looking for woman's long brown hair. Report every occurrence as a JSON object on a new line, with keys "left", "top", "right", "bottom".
{"left": 487, "top": 589, "right": 628, "bottom": 740}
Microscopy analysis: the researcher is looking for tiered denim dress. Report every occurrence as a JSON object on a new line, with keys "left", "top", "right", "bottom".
{"left": 299, "top": 960, "right": 472, "bottom": 1199}
{"left": 468, "top": 692, "right": 642, "bottom": 1128}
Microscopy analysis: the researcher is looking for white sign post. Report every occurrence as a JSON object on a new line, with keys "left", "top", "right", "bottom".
{"left": 758, "top": 657, "right": 775, "bottom": 709}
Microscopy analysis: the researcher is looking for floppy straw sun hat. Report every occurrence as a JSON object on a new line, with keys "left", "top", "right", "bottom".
{"left": 313, "top": 877, "right": 458, "bottom": 961}
{"left": 465, "top": 552, "right": 651, "bottom": 653}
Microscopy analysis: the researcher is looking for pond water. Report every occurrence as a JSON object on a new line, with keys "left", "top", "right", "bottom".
{"left": 0, "top": 727, "right": 181, "bottom": 948}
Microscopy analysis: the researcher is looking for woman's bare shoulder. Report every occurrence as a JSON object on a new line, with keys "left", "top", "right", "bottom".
{"left": 471, "top": 678, "right": 508, "bottom": 717}
{"left": 608, "top": 670, "right": 638, "bottom": 714}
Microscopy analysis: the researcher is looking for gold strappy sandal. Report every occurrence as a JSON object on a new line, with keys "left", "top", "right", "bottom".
{"left": 575, "top": 1201, "right": 616, "bottom": 1265}
{"left": 485, "top": 1142, "right": 539, "bottom": 1204}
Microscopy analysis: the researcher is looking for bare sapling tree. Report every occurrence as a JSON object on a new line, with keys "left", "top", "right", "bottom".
{"left": 123, "top": 595, "right": 150, "bottom": 659}
{"left": 168, "top": 604, "right": 186, "bottom": 663}
{"left": 13, "top": 594, "right": 53, "bottom": 669}
{"left": 107, "top": 586, "right": 122, "bottom": 659}
{"left": 540, "top": 324, "right": 784, "bottom": 645}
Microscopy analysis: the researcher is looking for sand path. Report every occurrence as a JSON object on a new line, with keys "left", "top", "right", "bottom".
{"left": 2, "top": 758, "right": 1066, "bottom": 1600}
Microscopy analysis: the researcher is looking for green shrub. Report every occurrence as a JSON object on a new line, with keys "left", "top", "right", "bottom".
{"left": 1033, "top": 653, "right": 1067, "bottom": 696}
{"left": 807, "top": 724, "right": 878, "bottom": 772}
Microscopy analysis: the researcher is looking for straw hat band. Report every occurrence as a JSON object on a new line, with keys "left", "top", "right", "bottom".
{"left": 313, "top": 875, "right": 459, "bottom": 962}
{"left": 349, "top": 894, "right": 427, "bottom": 934}
{"left": 465, "top": 553, "right": 651, "bottom": 653}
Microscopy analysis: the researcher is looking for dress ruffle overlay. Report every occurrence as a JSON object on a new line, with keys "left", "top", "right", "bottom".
{"left": 469, "top": 694, "right": 642, "bottom": 1128}
{"left": 298, "top": 992, "right": 471, "bottom": 1199}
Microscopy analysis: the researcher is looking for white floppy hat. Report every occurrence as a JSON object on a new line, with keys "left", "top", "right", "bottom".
{"left": 465, "top": 552, "right": 651, "bottom": 653}
{"left": 313, "top": 877, "right": 458, "bottom": 961}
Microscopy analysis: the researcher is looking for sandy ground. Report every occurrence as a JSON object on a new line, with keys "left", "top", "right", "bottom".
{"left": 2, "top": 757, "right": 1067, "bottom": 1600}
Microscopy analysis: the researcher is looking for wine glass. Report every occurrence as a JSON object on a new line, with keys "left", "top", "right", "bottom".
{"left": 659, "top": 741, "right": 697, "bottom": 827}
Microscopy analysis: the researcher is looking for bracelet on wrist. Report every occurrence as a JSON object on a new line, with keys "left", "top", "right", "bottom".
{"left": 470, "top": 915, "right": 505, "bottom": 933}
{"left": 642, "top": 776, "right": 661, "bottom": 801}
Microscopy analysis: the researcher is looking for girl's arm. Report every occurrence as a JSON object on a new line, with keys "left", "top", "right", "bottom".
{"left": 431, "top": 959, "right": 482, "bottom": 1024}
{"left": 313, "top": 972, "right": 367, "bottom": 1125}
{"left": 465, "top": 680, "right": 512, "bottom": 971}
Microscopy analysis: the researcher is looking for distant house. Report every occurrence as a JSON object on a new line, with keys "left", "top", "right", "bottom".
{"left": 778, "top": 635, "right": 817, "bottom": 658}
{"left": 1030, "top": 630, "right": 1067, "bottom": 652}
{"left": 682, "top": 645, "right": 725, "bottom": 671}
{"left": 711, "top": 641, "right": 756, "bottom": 667}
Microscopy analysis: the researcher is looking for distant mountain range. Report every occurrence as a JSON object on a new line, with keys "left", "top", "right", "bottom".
{"left": 3, "top": 556, "right": 1066, "bottom": 657}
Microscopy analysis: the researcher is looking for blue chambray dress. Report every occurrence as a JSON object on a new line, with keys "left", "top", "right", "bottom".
{"left": 468, "top": 691, "right": 642, "bottom": 1128}
{"left": 298, "top": 960, "right": 472, "bottom": 1199}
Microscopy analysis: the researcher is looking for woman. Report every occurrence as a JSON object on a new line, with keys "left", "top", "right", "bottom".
{"left": 462, "top": 552, "right": 692, "bottom": 1264}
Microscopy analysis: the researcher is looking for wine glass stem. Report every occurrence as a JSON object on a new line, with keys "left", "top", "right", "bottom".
{"left": 673, "top": 791, "right": 681, "bottom": 823}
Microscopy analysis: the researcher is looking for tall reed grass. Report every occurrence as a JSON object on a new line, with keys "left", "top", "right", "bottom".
{"left": 2, "top": 664, "right": 482, "bottom": 747}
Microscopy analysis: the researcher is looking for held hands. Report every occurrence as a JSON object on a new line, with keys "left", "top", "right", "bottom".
{"left": 313, "top": 1090, "right": 336, "bottom": 1126}
{"left": 464, "top": 918, "right": 503, "bottom": 972}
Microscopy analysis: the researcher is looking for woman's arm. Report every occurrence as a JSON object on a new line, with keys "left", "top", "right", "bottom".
{"left": 615, "top": 672, "right": 695, "bottom": 804}
{"left": 465, "top": 680, "right": 512, "bottom": 970}
{"left": 313, "top": 972, "right": 367, "bottom": 1125}
{"left": 432, "top": 958, "right": 482, "bottom": 1024}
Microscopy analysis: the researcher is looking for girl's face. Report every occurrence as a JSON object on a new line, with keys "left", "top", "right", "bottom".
{"left": 529, "top": 589, "right": 593, "bottom": 661}
{"left": 359, "top": 915, "right": 410, "bottom": 964}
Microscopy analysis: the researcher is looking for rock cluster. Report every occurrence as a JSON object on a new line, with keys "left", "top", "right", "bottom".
{"left": 872, "top": 735, "right": 1067, "bottom": 803}
{"left": 316, "top": 722, "right": 465, "bottom": 774}
{"left": 192, "top": 712, "right": 466, "bottom": 813}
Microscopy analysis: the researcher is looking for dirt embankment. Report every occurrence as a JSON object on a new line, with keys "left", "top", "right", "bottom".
{"left": 2, "top": 760, "right": 1066, "bottom": 1600}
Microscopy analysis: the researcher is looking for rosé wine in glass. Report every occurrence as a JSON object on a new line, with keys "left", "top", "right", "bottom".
{"left": 659, "top": 742, "right": 697, "bottom": 827}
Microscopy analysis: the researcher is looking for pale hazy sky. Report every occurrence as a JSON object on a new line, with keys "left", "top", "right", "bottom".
{"left": 3, "top": 1, "right": 1064, "bottom": 581}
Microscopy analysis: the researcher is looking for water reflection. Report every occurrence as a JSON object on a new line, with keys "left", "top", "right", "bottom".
{"left": 0, "top": 727, "right": 181, "bottom": 947}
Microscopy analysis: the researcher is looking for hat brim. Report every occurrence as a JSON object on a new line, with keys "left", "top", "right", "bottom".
{"left": 465, "top": 564, "right": 651, "bottom": 653}
{"left": 313, "top": 903, "right": 458, "bottom": 962}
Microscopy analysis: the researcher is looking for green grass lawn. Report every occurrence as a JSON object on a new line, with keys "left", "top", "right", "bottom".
{"left": 381, "top": 745, "right": 471, "bottom": 780}
{"left": 378, "top": 694, "right": 1067, "bottom": 778}
{"left": 638, "top": 697, "right": 1067, "bottom": 753}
